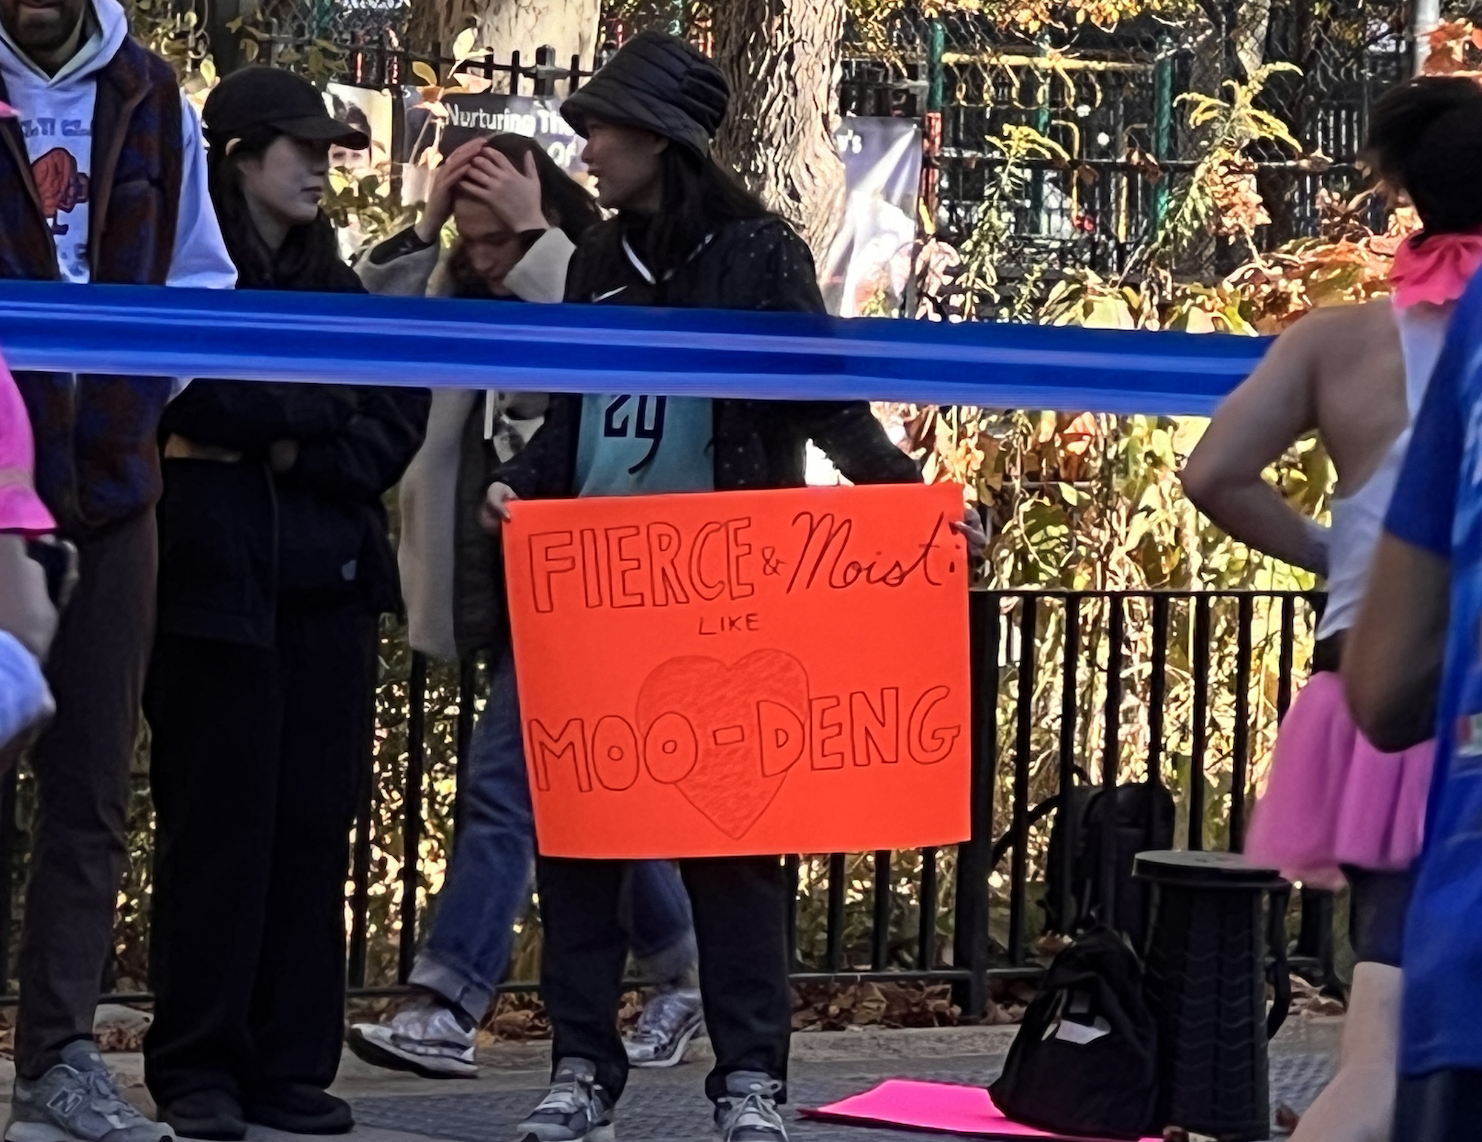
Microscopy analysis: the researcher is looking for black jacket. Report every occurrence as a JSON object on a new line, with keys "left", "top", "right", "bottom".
{"left": 493, "top": 214, "right": 921, "bottom": 501}
{"left": 155, "top": 261, "right": 430, "bottom": 647}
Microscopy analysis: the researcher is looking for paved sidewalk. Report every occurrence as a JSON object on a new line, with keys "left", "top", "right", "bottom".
{"left": 0, "top": 1020, "right": 1344, "bottom": 1142}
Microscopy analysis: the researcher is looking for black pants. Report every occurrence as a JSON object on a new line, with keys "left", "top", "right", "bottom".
{"left": 538, "top": 855, "right": 791, "bottom": 1103}
{"left": 15, "top": 513, "right": 156, "bottom": 1079}
{"left": 1345, "top": 864, "right": 1416, "bottom": 968}
{"left": 1394, "top": 1070, "right": 1482, "bottom": 1141}
{"left": 143, "top": 599, "right": 376, "bottom": 1106}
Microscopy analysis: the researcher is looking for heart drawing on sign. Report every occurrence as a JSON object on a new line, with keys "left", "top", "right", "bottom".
{"left": 636, "top": 650, "right": 811, "bottom": 839}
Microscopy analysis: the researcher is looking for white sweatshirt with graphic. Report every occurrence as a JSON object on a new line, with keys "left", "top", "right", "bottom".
{"left": 0, "top": 0, "right": 234, "bottom": 287}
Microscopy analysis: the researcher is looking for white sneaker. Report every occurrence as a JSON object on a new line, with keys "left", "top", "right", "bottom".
{"left": 346, "top": 995, "right": 477, "bottom": 1079}
{"left": 623, "top": 986, "right": 704, "bottom": 1068}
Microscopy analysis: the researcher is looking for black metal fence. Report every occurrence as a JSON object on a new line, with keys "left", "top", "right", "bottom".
{"left": 836, "top": 2, "right": 1412, "bottom": 264}
{"left": 334, "top": 587, "right": 1325, "bottom": 1017}
{"left": 0, "top": 587, "right": 1329, "bottom": 1011}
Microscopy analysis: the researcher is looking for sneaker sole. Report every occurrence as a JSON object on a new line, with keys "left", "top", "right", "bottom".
{"left": 6, "top": 1125, "right": 174, "bottom": 1142}
{"left": 513, "top": 1126, "right": 615, "bottom": 1142}
{"left": 347, "top": 1027, "right": 478, "bottom": 1080}
{"left": 628, "top": 1018, "right": 704, "bottom": 1069}
{"left": 6, "top": 1125, "right": 83, "bottom": 1142}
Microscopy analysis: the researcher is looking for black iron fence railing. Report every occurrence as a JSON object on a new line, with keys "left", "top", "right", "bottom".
{"left": 340, "top": 587, "right": 1325, "bottom": 1015}
{"left": 0, "top": 589, "right": 1329, "bottom": 1011}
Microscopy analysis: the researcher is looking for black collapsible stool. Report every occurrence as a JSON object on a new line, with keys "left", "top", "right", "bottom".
{"left": 1135, "top": 850, "right": 1292, "bottom": 1142}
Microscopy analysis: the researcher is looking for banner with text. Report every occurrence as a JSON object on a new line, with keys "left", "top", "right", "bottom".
{"left": 502, "top": 483, "right": 973, "bottom": 859}
{"left": 401, "top": 91, "right": 589, "bottom": 206}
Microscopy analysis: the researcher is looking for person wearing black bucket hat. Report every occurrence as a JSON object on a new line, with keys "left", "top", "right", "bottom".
{"left": 479, "top": 30, "right": 987, "bottom": 1142}
{"left": 141, "top": 64, "right": 428, "bottom": 1142}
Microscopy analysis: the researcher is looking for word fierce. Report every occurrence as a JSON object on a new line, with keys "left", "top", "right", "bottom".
{"left": 526, "top": 684, "right": 961, "bottom": 794}
{"left": 524, "top": 511, "right": 949, "bottom": 614}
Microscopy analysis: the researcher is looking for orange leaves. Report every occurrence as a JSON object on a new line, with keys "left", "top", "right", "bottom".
{"left": 1204, "top": 155, "right": 1269, "bottom": 238}
{"left": 1423, "top": 19, "right": 1482, "bottom": 77}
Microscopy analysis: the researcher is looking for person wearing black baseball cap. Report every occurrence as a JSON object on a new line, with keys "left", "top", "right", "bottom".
{"left": 196, "top": 66, "right": 368, "bottom": 284}
{"left": 141, "top": 64, "right": 428, "bottom": 1142}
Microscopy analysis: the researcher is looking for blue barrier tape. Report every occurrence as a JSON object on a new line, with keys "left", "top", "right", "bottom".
{"left": 0, "top": 281, "right": 1270, "bottom": 415}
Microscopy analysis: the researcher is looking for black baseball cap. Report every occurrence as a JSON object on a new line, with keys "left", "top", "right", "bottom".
{"left": 203, "top": 67, "right": 370, "bottom": 149}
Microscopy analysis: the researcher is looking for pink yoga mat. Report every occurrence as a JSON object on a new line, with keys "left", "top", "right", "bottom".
{"left": 800, "top": 1080, "right": 1162, "bottom": 1141}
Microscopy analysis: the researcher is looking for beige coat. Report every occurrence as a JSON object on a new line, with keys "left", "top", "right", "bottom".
{"left": 358, "top": 229, "right": 576, "bottom": 659}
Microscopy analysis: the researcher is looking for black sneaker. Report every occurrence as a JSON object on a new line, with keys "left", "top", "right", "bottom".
{"left": 514, "top": 1059, "right": 614, "bottom": 1142}
{"left": 244, "top": 1084, "right": 352, "bottom": 1135}
{"left": 714, "top": 1072, "right": 787, "bottom": 1142}
{"left": 160, "top": 1091, "right": 245, "bottom": 1142}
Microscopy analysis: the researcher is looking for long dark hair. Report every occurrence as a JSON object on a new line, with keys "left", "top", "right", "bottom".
{"left": 1364, "top": 76, "right": 1482, "bottom": 236}
{"left": 457, "top": 132, "right": 603, "bottom": 243}
{"left": 633, "top": 145, "right": 769, "bottom": 276}
{"left": 206, "top": 125, "right": 348, "bottom": 290}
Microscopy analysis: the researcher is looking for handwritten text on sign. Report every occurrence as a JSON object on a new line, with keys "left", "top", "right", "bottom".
{"left": 503, "top": 483, "right": 972, "bottom": 859}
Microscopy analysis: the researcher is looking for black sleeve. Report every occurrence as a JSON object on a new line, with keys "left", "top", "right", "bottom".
{"left": 488, "top": 394, "right": 580, "bottom": 501}
{"left": 746, "top": 221, "right": 918, "bottom": 485}
{"left": 793, "top": 401, "right": 922, "bottom": 485}
{"left": 282, "top": 386, "right": 431, "bottom": 503}
{"left": 366, "top": 225, "right": 437, "bottom": 266}
{"left": 160, "top": 380, "right": 356, "bottom": 452}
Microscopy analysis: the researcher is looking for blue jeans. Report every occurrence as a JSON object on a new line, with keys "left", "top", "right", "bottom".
{"left": 410, "top": 650, "right": 696, "bottom": 1022}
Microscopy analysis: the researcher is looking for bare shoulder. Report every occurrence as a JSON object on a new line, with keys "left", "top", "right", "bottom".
{"left": 1285, "top": 299, "right": 1397, "bottom": 356}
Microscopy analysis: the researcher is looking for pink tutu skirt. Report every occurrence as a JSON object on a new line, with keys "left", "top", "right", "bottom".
{"left": 1244, "top": 671, "right": 1435, "bottom": 890}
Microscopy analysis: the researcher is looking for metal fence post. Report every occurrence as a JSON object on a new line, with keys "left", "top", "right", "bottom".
{"left": 209, "top": 0, "right": 257, "bottom": 74}
{"left": 953, "top": 591, "right": 998, "bottom": 1018}
{"left": 921, "top": 18, "right": 946, "bottom": 229}
{"left": 1151, "top": 35, "right": 1173, "bottom": 237}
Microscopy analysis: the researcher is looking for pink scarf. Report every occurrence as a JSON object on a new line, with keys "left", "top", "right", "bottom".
{"left": 1390, "top": 227, "right": 1482, "bottom": 308}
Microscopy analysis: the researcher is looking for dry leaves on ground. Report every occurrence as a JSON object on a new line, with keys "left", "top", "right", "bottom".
{"left": 790, "top": 980, "right": 1033, "bottom": 1032}
{"left": 1287, "top": 975, "right": 1346, "bottom": 1019}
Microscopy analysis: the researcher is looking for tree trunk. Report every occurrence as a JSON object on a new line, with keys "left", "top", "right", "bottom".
{"left": 408, "top": 0, "right": 601, "bottom": 71}
{"left": 711, "top": 0, "right": 848, "bottom": 266}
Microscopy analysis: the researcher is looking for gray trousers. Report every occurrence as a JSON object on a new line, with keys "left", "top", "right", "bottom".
{"left": 15, "top": 512, "right": 156, "bottom": 1079}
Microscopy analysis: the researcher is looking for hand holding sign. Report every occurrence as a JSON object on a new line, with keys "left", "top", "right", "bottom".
{"left": 481, "top": 481, "right": 518, "bottom": 535}
{"left": 502, "top": 483, "right": 972, "bottom": 859}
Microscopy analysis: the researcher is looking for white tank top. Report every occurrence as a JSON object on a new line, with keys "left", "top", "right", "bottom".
{"left": 1318, "top": 302, "right": 1452, "bottom": 640}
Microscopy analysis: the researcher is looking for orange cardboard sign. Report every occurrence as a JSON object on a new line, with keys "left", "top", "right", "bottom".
{"left": 502, "top": 483, "right": 972, "bottom": 859}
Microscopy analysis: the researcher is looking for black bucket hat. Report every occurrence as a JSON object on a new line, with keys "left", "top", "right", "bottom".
{"left": 562, "top": 32, "right": 729, "bottom": 159}
{"left": 204, "top": 67, "right": 370, "bottom": 150}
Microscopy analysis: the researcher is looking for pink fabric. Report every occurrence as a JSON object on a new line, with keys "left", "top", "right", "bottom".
{"left": 801, "top": 1080, "right": 1162, "bottom": 1141}
{"left": 1244, "top": 671, "right": 1434, "bottom": 889}
{"left": 1390, "top": 228, "right": 1482, "bottom": 309}
{"left": 0, "top": 357, "right": 56, "bottom": 535}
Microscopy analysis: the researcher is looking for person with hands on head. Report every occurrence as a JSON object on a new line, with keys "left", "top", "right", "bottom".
{"left": 1181, "top": 75, "right": 1482, "bottom": 1142}
{"left": 351, "top": 134, "right": 708, "bottom": 1080}
{"left": 140, "top": 66, "right": 429, "bottom": 1142}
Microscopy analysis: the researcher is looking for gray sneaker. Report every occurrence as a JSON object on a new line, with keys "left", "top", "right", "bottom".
{"left": 5, "top": 1041, "right": 173, "bottom": 1142}
{"left": 714, "top": 1072, "right": 787, "bottom": 1142}
{"left": 514, "top": 1059, "right": 614, "bottom": 1142}
{"left": 347, "top": 994, "right": 478, "bottom": 1079}
{"left": 623, "top": 986, "right": 704, "bottom": 1068}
